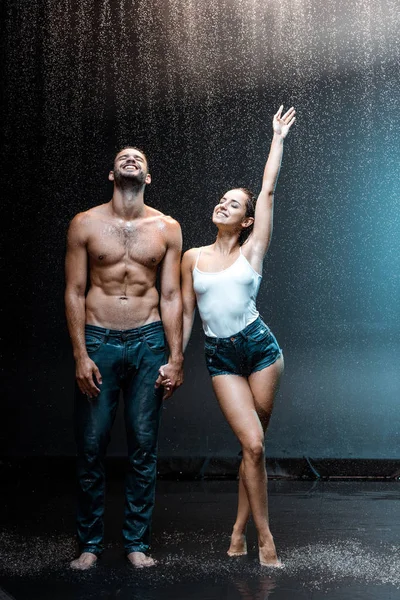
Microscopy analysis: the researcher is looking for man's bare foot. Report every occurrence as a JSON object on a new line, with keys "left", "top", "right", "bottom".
{"left": 227, "top": 531, "right": 247, "bottom": 556}
{"left": 259, "top": 534, "right": 283, "bottom": 567}
{"left": 127, "top": 551, "right": 157, "bottom": 568}
{"left": 70, "top": 552, "right": 98, "bottom": 570}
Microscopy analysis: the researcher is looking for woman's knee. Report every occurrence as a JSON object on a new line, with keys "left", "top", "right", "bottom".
{"left": 242, "top": 438, "right": 265, "bottom": 463}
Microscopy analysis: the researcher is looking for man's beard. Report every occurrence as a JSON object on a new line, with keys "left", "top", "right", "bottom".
{"left": 113, "top": 168, "right": 147, "bottom": 188}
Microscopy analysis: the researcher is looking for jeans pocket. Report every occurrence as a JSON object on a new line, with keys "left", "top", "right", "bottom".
{"left": 85, "top": 334, "right": 104, "bottom": 354}
{"left": 247, "top": 325, "right": 272, "bottom": 344}
{"left": 143, "top": 332, "right": 166, "bottom": 353}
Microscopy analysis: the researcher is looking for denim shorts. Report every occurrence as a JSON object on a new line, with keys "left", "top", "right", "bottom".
{"left": 204, "top": 317, "right": 282, "bottom": 378}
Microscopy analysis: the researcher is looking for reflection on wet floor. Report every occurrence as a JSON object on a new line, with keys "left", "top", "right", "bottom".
{"left": 1, "top": 480, "right": 400, "bottom": 599}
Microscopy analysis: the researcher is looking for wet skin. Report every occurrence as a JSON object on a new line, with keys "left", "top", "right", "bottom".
{"left": 65, "top": 149, "right": 183, "bottom": 569}
{"left": 76, "top": 203, "right": 175, "bottom": 330}
{"left": 65, "top": 148, "right": 183, "bottom": 399}
{"left": 180, "top": 107, "right": 296, "bottom": 567}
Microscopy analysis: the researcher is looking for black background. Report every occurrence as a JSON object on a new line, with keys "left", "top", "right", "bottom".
{"left": 1, "top": 0, "right": 399, "bottom": 460}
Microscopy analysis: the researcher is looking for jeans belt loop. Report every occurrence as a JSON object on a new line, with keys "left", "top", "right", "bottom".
{"left": 104, "top": 328, "right": 110, "bottom": 344}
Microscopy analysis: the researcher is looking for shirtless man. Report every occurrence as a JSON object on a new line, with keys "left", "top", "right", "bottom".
{"left": 65, "top": 147, "right": 183, "bottom": 570}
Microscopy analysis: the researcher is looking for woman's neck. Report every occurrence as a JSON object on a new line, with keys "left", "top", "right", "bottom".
{"left": 213, "top": 231, "right": 240, "bottom": 255}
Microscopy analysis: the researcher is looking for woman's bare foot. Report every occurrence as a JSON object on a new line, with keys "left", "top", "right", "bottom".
{"left": 258, "top": 534, "right": 283, "bottom": 567}
{"left": 70, "top": 552, "right": 98, "bottom": 570}
{"left": 127, "top": 551, "right": 157, "bottom": 568}
{"left": 227, "top": 530, "right": 247, "bottom": 556}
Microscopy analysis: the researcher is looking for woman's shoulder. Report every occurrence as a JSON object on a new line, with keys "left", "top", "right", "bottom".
{"left": 183, "top": 245, "right": 212, "bottom": 258}
{"left": 182, "top": 245, "right": 211, "bottom": 269}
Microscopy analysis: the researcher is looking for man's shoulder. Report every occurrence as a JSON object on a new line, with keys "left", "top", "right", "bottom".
{"left": 163, "top": 214, "right": 181, "bottom": 231}
{"left": 145, "top": 206, "right": 181, "bottom": 232}
{"left": 70, "top": 204, "right": 109, "bottom": 228}
{"left": 145, "top": 206, "right": 178, "bottom": 222}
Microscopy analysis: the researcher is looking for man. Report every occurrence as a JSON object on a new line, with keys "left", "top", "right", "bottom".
{"left": 65, "top": 147, "right": 183, "bottom": 570}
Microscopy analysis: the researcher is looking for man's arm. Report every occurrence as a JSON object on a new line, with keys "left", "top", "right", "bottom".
{"left": 156, "top": 219, "right": 183, "bottom": 400}
{"left": 249, "top": 105, "right": 296, "bottom": 259}
{"left": 65, "top": 213, "right": 102, "bottom": 398}
{"left": 181, "top": 249, "right": 197, "bottom": 352}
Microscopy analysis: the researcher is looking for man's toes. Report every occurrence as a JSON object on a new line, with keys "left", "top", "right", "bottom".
{"left": 70, "top": 552, "right": 98, "bottom": 570}
{"left": 127, "top": 552, "right": 157, "bottom": 568}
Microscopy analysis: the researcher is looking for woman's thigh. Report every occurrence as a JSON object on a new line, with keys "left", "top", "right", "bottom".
{"left": 212, "top": 374, "right": 263, "bottom": 445}
{"left": 248, "top": 355, "right": 284, "bottom": 431}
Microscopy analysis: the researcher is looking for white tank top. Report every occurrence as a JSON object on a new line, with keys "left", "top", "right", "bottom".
{"left": 192, "top": 247, "right": 261, "bottom": 338}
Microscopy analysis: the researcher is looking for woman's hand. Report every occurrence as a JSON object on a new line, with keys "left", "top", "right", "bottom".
{"left": 273, "top": 105, "right": 296, "bottom": 139}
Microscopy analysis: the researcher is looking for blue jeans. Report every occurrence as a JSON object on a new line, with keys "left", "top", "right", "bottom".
{"left": 204, "top": 317, "right": 282, "bottom": 377}
{"left": 74, "top": 321, "right": 167, "bottom": 555}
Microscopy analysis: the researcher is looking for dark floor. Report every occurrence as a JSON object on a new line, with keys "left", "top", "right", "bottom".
{"left": 1, "top": 472, "right": 400, "bottom": 600}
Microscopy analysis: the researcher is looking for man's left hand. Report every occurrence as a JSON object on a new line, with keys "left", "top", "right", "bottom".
{"left": 155, "top": 360, "right": 184, "bottom": 400}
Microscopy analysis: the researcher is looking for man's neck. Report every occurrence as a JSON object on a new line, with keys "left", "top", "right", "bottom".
{"left": 111, "top": 185, "right": 146, "bottom": 220}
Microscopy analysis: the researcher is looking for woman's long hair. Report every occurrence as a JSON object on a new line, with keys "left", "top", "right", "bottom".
{"left": 237, "top": 187, "right": 257, "bottom": 245}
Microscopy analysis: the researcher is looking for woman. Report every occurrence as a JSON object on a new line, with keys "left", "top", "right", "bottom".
{"left": 177, "top": 106, "right": 295, "bottom": 566}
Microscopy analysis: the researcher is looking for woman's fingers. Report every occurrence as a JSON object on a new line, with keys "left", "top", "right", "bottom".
{"left": 282, "top": 106, "right": 295, "bottom": 121}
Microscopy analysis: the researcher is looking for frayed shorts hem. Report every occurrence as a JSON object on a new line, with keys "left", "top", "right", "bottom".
{"left": 209, "top": 351, "right": 283, "bottom": 378}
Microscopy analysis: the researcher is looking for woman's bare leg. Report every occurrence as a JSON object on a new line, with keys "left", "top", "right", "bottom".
{"left": 228, "top": 359, "right": 281, "bottom": 557}
{"left": 248, "top": 356, "right": 284, "bottom": 565}
{"left": 212, "top": 356, "right": 283, "bottom": 565}
{"left": 227, "top": 460, "right": 249, "bottom": 555}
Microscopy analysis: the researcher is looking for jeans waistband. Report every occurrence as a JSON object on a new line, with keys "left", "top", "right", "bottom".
{"left": 205, "top": 316, "right": 264, "bottom": 345}
{"left": 85, "top": 321, "right": 164, "bottom": 341}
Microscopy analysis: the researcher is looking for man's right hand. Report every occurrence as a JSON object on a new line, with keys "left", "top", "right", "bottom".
{"left": 75, "top": 356, "right": 102, "bottom": 398}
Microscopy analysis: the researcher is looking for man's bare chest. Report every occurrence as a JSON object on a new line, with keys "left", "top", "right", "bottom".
{"left": 88, "top": 222, "right": 167, "bottom": 267}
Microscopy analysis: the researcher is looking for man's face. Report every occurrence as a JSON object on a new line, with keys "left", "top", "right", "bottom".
{"left": 109, "top": 148, "right": 151, "bottom": 186}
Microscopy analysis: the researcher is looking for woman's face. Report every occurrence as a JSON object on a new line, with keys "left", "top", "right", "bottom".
{"left": 212, "top": 189, "right": 249, "bottom": 229}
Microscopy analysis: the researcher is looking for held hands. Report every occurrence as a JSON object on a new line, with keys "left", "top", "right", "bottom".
{"left": 273, "top": 105, "right": 296, "bottom": 139}
{"left": 155, "top": 360, "right": 184, "bottom": 400}
{"left": 76, "top": 356, "right": 102, "bottom": 399}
